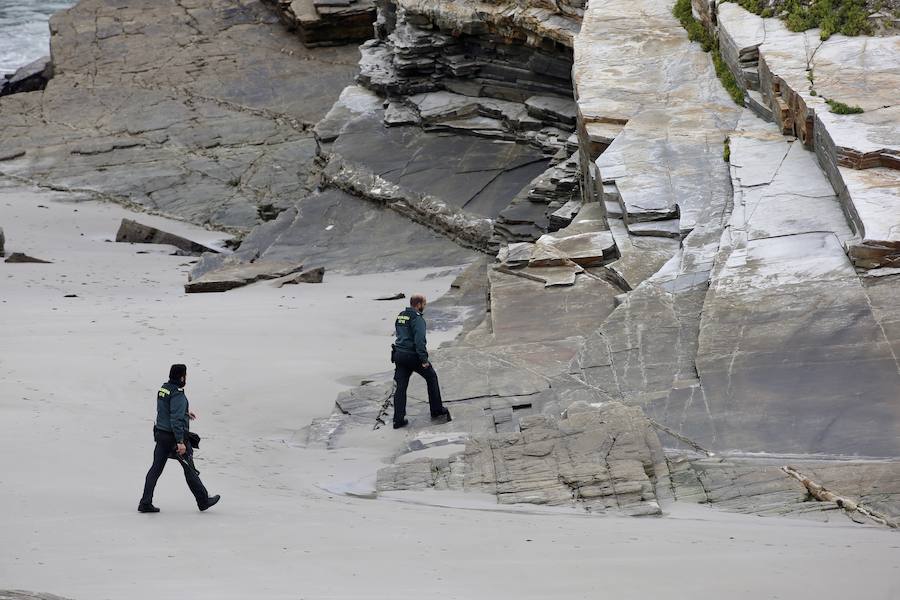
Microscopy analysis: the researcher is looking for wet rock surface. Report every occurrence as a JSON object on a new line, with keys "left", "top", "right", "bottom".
{"left": 0, "top": 0, "right": 360, "bottom": 230}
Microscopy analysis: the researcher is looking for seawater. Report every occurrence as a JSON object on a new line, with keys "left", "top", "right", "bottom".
{"left": 0, "top": 0, "right": 75, "bottom": 76}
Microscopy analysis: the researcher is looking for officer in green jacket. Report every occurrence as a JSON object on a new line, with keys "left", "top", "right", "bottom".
{"left": 391, "top": 294, "right": 451, "bottom": 429}
{"left": 138, "top": 364, "right": 220, "bottom": 513}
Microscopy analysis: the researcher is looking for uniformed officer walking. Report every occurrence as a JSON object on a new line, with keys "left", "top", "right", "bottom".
{"left": 391, "top": 294, "right": 451, "bottom": 429}
{"left": 138, "top": 364, "right": 220, "bottom": 513}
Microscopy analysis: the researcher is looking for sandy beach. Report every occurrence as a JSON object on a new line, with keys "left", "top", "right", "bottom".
{"left": 1, "top": 183, "right": 898, "bottom": 599}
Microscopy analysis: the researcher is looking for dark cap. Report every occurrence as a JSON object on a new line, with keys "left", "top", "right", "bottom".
{"left": 168, "top": 364, "right": 187, "bottom": 381}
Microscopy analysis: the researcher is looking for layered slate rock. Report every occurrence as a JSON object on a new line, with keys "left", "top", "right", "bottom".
{"left": 0, "top": 0, "right": 360, "bottom": 230}
{"left": 264, "top": 0, "right": 376, "bottom": 46}
{"left": 712, "top": 3, "right": 900, "bottom": 268}
{"left": 530, "top": 202, "right": 616, "bottom": 268}
{"left": 379, "top": 401, "right": 669, "bottom": 516}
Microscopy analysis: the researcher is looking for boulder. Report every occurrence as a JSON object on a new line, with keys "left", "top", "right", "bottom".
{"left": 115, "top": 219, "right": 220, "bottom": 255}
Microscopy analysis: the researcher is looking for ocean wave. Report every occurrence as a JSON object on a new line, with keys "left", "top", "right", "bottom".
{"left": 0, "top": 0, "right": 75, "bottom": 76}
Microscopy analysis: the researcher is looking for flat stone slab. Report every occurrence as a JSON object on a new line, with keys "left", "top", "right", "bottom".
{"left": 531, "top": 231, "right": 616, "bottom": 267}
{"left": 531, "top": 202, "right": 615, "bottom": 266}
{"left": 605, "top": 219, "right": 679, "bottom": 291}
{"left": 525, "top": 95, "right": 578, "bottom": 125}
{"left": 840, "top": 166, "right": 900, "bottom": 268}
{"left": 626, "top": 219, "right": 681, "bottom": 238}
{"left": 185, "top": 261, "right": 306, "bottom": 293}
{"left": 330, "top": 112, "right": 549, "bottom": 219}
{"left": 192, "top": 189, "right": 475, "bottom": 279}
{"left": 488, "top": 267, "right": 620, "bottom": 344}
{"left": 115, "top": 219, "right": 221, "bottom": 255}
{"left": 729, "top": 113, "right": 854, "bottom": 244}
{"left": 695, "top": 232, "right": 900, "bottom": 456}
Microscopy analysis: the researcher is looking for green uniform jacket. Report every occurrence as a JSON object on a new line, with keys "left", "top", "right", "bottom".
{"left": 394, "top": 307, "right": 428, "bottom": 364}
{"left": 155, "top": 380, "right": 189, "bottom": 444}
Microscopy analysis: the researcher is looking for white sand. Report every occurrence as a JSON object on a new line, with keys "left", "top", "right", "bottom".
{"left": 1, "top": 184, "right": 898, "bottom": 600}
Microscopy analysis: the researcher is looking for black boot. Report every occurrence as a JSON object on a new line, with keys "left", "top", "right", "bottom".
{"left": 200, "top": 494, "right": 221, "bottom": 511}
{"left": 431, "top": 407, "right": 451, "bottom": 423}
{"left": 138, "top": 503, "right": 160, "bottom": 513}
{"left": 393, "top": 418, "right": 409, "bottom": 429}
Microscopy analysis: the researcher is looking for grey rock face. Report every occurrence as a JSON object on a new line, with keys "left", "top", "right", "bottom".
{"left": 0, "top": 0, "right": 360, "bottom": 230}
{"left": 190, "top": 188, "right": 475, "bottom": 281}
{"left": 115, "top": 219, "right": 220, "bottom": 255}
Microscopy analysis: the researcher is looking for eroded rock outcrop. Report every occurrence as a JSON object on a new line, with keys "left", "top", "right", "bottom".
{"left": 306, "top": 0, "right": 900, "bottom": 522}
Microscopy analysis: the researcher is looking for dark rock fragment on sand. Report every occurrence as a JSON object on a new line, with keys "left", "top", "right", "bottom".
{"left": 115, "top": 219, "right": 220, "bottom": 256}
{"left": 279, "top": 267, "right": 326, "bottom": 285}
{"left": 5, "top": 253, "right": 52, "bottom": 264}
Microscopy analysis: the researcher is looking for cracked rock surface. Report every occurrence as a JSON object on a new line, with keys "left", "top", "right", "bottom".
{"left": 0, "top": 0, "right": 360, "bottom": 230}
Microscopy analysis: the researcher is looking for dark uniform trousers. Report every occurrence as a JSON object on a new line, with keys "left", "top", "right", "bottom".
{"left": 140, "top": 427, "right": 210, "bottom": 508}
{"left": 393, "top": 351, "right": 443, "bottom": 424}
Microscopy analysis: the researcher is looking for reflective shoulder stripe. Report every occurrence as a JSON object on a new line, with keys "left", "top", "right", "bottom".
{"left": 158, "top": 387, "right": 171, "bottom": 396}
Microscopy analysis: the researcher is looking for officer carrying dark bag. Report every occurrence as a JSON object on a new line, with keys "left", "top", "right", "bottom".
{"left": 138, "top": 363, "right": 220, "bottom": 513}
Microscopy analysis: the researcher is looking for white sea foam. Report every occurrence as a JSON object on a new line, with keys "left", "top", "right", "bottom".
{"left": 0, "top": 0, "right": 74, "bottom": 76}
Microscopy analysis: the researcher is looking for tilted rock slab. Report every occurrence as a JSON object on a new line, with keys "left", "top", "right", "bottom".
{"left": 378, "top": 401, "right": 669, "bottom": 516}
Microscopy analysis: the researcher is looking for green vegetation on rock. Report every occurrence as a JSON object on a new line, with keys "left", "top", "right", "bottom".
{"left": 673, "top": 0, "right": 746, "bottom": 105}
{"left": 724, "top": 137, "right": 731, "bottom": 162}
{"left": 826, "top": 98, "right": 865, "bottom": 113}
{"left": 734, "top": 0, "right": 874, "bottom": 39}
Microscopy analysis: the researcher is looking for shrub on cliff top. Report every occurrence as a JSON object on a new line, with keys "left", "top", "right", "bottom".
{"left": 736, "top": 0, "right": 874, "bottom": 39}
{"left": 826, "top": 98, "right": 865, "bottom": 113}
{"left": 673, "top": 0, "right": 745, "bottom": 105}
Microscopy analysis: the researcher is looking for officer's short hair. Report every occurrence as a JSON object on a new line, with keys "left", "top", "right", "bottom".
{"left": 169, "top": 364, "right": 187, "bottom": 381}
{"left": 410, "top": 294, "right": 426, "bottom": 307}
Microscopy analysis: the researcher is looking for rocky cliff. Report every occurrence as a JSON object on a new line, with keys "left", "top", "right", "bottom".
{"left": 2, "top": 0, "right": 897, "bottom": 524}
